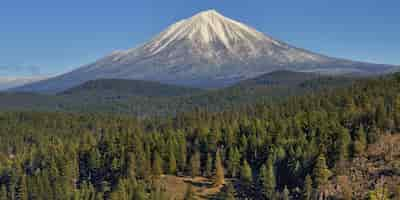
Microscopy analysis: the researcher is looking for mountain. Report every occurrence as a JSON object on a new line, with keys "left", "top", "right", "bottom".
{"left": 14, "top": 10, "right": 394, "bottom": 93}
{"left": 0, "top": 76, "right": 48, "bottom": 90}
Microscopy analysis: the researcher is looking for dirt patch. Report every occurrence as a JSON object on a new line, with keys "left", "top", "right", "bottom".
{"left": 160, "top": 175, "right": 224, "bottom": 200}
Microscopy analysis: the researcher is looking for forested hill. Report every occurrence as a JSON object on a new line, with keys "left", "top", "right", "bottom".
{"left": 0, "top": 71, "right": 353, "bottom": 116}
{"left": 0, "top": 73, "right": 399, "bottom": 199}
{"left": 61, "top": 79, "right": 202, "bottom": 97}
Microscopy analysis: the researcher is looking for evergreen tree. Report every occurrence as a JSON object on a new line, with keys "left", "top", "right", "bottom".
{"left": 282, "top": 186, "right": 290, "bottom": 200}
{"left": 133, "top": 184, "right": 146, "bottom": 200}
{"left": 168, "top": 150, "right": 177, "bottom": 175}
{"left": 213, "top": 150, "right": 225, "bottom": 187}
{"left": 190, "top": 151, "right": 201, "bottom": 177}
{"left": 220, "top": 183, "right": 236, "bottom": 200}
{"left": 302, "top": 175, "right": 313, "bottom": 200}
{"left": 0, "top": 185, "right": 7, "bottom": 200}
{"left": 313, "top": 154, "right": 331, "bottom": 189}
{"left": 240, "top": 160, "right": 252, "bottom": 187}
{"left": 259, "top": 158, "right": 276, "bottom": 200}
{"left": 127, "top": 153, "right": 136, "bottom": 179}
{"left": 152, "top": 152, "right": 163, "bottom": 178}
{"left": 205, "top": 153, "right": 213, "bottom": 177}
{"left": 15, "top": 175, "right": 28, "bottom": 200}
{"left": 353, "top": 125, "right": 367, "bottom": 156}
{"left": 227, "top": 147, "right": 241, "bottom": 178}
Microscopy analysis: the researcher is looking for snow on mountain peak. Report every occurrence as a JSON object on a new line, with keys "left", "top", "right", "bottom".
{"left": 13, "top": 9, "right": 395, "bottom": 93}
{"left": 142, "top": 9, "right": 279, "bottom": 57}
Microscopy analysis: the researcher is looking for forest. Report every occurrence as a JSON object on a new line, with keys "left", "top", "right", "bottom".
{"left": 0, "top": 71, "right": 353, "bottom": 117}
{"left": 0, "top": 73, "right": 400, "bottom": 199}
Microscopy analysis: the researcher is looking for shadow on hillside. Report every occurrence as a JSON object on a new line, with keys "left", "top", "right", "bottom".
{"left": 183, "top": 179, "right": 212, "bottom": 188}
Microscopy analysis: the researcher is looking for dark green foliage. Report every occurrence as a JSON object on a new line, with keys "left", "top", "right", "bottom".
{"left": 0, "top": 71, "right": 353, "bottom": 117}
{"left": 152, "top": 152, "right": 163, "bottom": 178}
{"left": 0, "top": 73, "right": 398, "bottom": 199}
{"left": 167, "top": 151, "right": 177, "bottom": 175}
{"left": 62, "top": 79, "right": 201, "bottom": 97}
{"left": 240, "top": 160, "right": 252, "bottom": 186}
{"left": 313, "top": 154, "right": 331, "bottom": 189}
{"left": 259, "top": 158, "right": 276, "bottom": 199}
{"left": 219, "top": 183, "right": 236, "bottom": 200}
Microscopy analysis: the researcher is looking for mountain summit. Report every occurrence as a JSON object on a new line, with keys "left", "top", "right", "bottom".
{"left": 15, "top": 10, "right": 394, "bottom": 93}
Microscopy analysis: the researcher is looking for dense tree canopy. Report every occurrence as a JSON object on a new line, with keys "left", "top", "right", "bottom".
{"left": 0, "top": 73, "right": 399, "bottom": 199}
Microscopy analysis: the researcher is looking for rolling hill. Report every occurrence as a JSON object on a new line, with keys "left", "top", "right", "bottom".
{"left": 0, "top": 71, "right": 354, "bottom": 116}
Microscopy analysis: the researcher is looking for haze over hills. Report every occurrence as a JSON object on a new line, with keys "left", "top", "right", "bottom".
{"left": 0, "top": 71, "right": 354, "bottom": 116}
{"left": 0, "top": 76, "right": 48, "bottom": 90}
{"left": 14, "top": 9, "right": 395, "bottom": 93}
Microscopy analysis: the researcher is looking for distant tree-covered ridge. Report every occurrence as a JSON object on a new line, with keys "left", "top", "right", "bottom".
{"left": 0, "top": 71, "right": 353, "bottom": 117}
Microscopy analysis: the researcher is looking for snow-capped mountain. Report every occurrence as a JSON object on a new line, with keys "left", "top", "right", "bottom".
{"left": 15, "top": 10, "right": 395, "bottom": 93}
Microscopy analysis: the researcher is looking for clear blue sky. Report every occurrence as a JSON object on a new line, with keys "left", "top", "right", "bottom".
{"left": 0, "top": 0, "right": 398, "bottom": 76}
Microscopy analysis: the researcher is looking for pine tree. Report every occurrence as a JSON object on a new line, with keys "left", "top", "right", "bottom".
{"left": 127, "top": 153, "right": 136, "bottom": 179}
{"left": 313, "top": 154, "right": 331, "bottom": 189}
{"left": 190, "top": 151, "right": 201, "bottom": 177}
{"left": 227, "top": 147, "right": 241, "bottom": 178}
{"left": 15, "top": 175, "right": 28, "bottom": 200}
{"left": 220, "top": 183, "right": 236, "bottom": 200}
{"left": 205, "top": 153, "right": 213, "bottom": 177}
{"left": 95, "top": 192, "right": 104, "bottom": 200}
{"left": 282, "top": 186, "right": 290, "bottom": 200}
{"left": 240, "top": 160, "right": 252, "bottom": 186}
{"left": 303, "top": 174, "right": 313, "bottom": 200}
{"left": 110, "top": 179, "right": 129, "bottom": 200}
{"left": 395, "top": 95, "right": 400, "bottom": 130}
{"left": 133, "top": 184, "right": 146, "bottom": 200}
{"left": 0, "top": 185, "right": 7, "bottom": 200}
{"left": 152, "top": 152, "right": 163, "bottom": 178}
{"left": 259, "top": 158, "right": 276, "bottom": 199}
{"left": 353, "top": 125, "right": 367, "bottom": 156}
{"left": 177, "top": 133, "right": 187, "bottom": 172}
{"left": 168, "top": 150, "right": 177, "bottom": 175}
{"left": 213, "top": 150, "right": 225, "bottom": 187}
{"left": 150, "top": 182, "right": 167, "bottom": 200}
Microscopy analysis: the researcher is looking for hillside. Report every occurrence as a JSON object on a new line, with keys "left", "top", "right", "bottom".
{"left": 0, "top": 73, "right": 400, "bottom": 199}
{"left": 0, "top": 71, "right": 353, "bottom": 116}
{"left": 61, "top": 79, "right": 202, "bottom": 97}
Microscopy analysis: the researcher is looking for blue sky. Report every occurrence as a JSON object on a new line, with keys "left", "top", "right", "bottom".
{"left": 0, "top": 0, "right": 399, "bottom": 76}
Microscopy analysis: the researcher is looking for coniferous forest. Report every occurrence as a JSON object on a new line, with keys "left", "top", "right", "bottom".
{"left": 1, "top": 73, "right": 400, "bottom": 199}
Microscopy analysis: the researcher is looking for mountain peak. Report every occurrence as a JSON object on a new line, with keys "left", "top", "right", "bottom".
{"left": 190, "top": 9, "right": 226, "bottom": 22}
{"left": 195, "top": 9, "right": 221, "bottom": 17}
{"left": 14, "top": 9, "right": 395, "bottom": 93}
{"left": 143, "top": 9, "right": 271, "bottom": 56}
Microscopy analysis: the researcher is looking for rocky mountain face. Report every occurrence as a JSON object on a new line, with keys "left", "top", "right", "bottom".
{"left": 15, "top": 10, "right": 395, "bottom": 93}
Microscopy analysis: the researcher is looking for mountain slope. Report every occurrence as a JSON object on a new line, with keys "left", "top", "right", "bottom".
{"left": 14, "top": 10, "right": 394, "bottom": 93}
{"left": 61, "top": 79, "right": 202, "bottom": 97}
{"left": 0, "top": 76, "right": 48, "bottom": 90}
